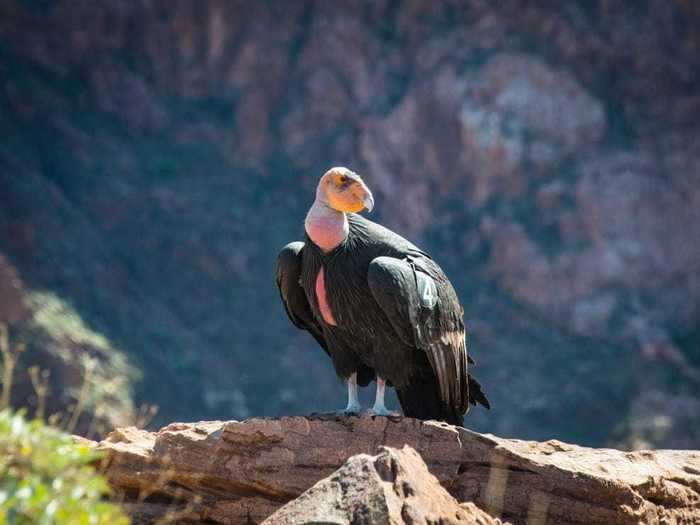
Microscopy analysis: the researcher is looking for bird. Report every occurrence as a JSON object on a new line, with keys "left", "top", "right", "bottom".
{"left": 276, "top": 166, "right": 489, "bottom": 426}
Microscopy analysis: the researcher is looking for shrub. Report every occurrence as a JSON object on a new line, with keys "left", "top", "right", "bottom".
{"left": 0, "top": 409, "right": 128, "bottom": 524}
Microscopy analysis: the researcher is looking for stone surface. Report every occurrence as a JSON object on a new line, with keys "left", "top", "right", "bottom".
{"left": 91, "top": 416, "right": 700, "bottom": 524}
{"left": 263, "top": 445, "right": 501, "bottom": 525}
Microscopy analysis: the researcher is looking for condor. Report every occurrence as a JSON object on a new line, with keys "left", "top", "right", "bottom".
{"left": 276, "top": 167, "right": 489, "bottom": 426}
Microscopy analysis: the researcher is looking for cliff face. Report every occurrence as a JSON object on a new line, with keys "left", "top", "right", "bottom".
{"left": 1, "top": 1, "right": 699, "bottom": 446}
{"left": 92, "top": 415, "right": 700, "bottom": 524}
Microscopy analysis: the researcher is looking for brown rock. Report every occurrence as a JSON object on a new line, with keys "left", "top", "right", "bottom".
{"left": 93, "top": 415, "right": 700, "bottom": 524}
{"left": 465, "top": 53, "right": 606, "bottom": 156}
{"left": 262, "top": 445, "right": 501, "bottom": 525}
{"left": 458, "top": 53, "right": 606, "bottom": 206}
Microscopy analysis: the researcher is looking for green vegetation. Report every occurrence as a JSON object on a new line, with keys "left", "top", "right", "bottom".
{"left": 0, "top": 409, "right": 129, "bottom": 524}
{"left": 0, "top": 322, "right": 131, "bottom": 522}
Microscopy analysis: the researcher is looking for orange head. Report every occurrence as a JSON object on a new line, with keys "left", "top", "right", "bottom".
{"left": 317, "top": 167, "right": 374, "bottom": 213}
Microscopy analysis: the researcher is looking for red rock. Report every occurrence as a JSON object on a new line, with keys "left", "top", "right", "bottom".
{"left": 91, "top": 416, "right": 700, "bottom": 524}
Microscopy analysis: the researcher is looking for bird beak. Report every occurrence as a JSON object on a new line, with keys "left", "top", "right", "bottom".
{"left": 362, "top": 191, "right": 374, "bottom": 213}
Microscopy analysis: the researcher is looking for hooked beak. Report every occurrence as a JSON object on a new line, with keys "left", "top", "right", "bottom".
{"left": 362, "top": 192, "right": 374, "bottom": 213}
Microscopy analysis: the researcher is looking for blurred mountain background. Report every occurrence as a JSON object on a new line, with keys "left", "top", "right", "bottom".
{"left": 0, "top": 0, "right": 698, "bottom": 448}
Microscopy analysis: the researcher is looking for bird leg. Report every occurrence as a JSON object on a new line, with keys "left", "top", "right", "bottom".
{"left": 368, "top": 377, "right": 398, "bottom": 416}
{"left": 342, "top": 372, "right": 361, "bottom": 415}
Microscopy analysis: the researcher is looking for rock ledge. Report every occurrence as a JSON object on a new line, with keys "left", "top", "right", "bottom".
{"left": 91, "top": 415, "right": 700, "bottom": 524}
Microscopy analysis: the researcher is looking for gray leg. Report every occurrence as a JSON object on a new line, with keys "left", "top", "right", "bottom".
{"left": 368, "top": 377, "right": 398, "bottom": 416}
{"left": 342, "top": 372, "right": 361, "bottom": 415}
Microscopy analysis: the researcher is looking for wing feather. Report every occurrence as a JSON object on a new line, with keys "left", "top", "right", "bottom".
{"left": 367, "top": 254, "right": 482, "bottom": 415}
{"left": 276, "top": 242, "right": 329, "bottom": 355}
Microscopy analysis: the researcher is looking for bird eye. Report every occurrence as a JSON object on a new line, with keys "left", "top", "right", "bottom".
{"left": 338, "top": 175, "right": 348, "bottom": 184}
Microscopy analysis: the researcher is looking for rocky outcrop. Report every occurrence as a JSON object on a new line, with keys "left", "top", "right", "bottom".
{"left": 263, "top": 445, "right": 500, "bottom": 525}
{"left": 93, "top": 415, "right": 700, "bottom": 524}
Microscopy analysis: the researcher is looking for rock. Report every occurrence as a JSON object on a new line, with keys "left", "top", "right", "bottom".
{"left": 263, "top": 445, "right": 501, "bottom": 525}
{"left": 458, "top": 53, "right": 605, "bottom": 205}
{"left": 465, "top": 54, "right": 606, "bottom": 156}
{"left": 91, "top": 415, "right": 700, "bottom": 524}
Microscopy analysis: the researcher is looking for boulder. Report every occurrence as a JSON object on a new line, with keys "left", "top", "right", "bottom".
{"left": 90, "top": 415, "right": 700, "bottom": 524}
{"left": 263, "top": 445, "right": 501, "bottom": 525}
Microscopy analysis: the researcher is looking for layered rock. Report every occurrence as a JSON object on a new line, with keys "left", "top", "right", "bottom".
{"left": 93, "top": 415, "right": 700, "bottom": 524}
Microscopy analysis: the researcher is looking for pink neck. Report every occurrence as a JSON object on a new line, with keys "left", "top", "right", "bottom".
{"left": 305, "top": 199, "right": 348, "bottom": 252}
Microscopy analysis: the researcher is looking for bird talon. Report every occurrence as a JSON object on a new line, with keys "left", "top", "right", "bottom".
{"left": 340, "top": 404, "right": 362, "bottom": 416}
{"left": 366, "top": 407, "right": 400, "bottom": 417}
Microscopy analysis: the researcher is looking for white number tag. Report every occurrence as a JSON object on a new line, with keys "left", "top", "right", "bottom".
{"left": 416, "top": 273, "right": 438, "bottom": 309}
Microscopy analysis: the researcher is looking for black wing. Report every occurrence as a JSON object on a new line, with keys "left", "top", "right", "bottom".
{"left": 276, "top": 242, "right": 329, "bottom": 355}
{"left": 367, "top": 254, "right": 489, "bottom": 419}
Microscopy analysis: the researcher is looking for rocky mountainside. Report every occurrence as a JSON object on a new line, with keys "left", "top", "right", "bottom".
{"left": 1, "top": 1, "right": 699, "bottom": 446}
{"left": 88, "top": 415, "right": 700, "bottom": 524}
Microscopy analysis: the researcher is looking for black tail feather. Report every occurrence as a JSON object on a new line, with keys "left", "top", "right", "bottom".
{"left": 396, "top": 372, "right": 464, "bottom": 427}
{"left": 468, "top": 374, "right": 491, "bottom": 410}
{"left": 396, "top": 370, "right": 490, "bottom": 427}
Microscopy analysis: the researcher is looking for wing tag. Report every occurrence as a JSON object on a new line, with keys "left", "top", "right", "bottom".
{"left": 416, "top": 272, "right": 438, "bottom": 309}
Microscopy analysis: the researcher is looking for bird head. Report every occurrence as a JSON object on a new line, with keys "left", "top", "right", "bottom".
{"left": 317, "top": 167, "right": 374, "bottom": 213}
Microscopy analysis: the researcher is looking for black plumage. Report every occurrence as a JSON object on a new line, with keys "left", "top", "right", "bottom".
{"left": 277, "top": 212, "right": 489, "bottom": 426}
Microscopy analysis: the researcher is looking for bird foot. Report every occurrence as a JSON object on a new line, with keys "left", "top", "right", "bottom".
{"left": 339, "top": 403, "right": 362, "bottom": 416}
{"left": 366, "top": 406, "right": 400, "bottom": 417}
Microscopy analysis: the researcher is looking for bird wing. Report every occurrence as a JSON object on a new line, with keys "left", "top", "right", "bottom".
{"left": 276, "top": 242, "right": 329, "bottom": 356}
{"left": 367, "top": 253, "right": 488, "bottom": 413}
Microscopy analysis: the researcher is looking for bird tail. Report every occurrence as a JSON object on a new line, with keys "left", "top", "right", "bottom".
{"left": 396, "top": 371, "right": 464, "bottom": 427}
{"left": 468, "top": 373, "right": 491, "bottom": 410}
{"left": 396, "top": 370, "right": 490, "bottom": 427}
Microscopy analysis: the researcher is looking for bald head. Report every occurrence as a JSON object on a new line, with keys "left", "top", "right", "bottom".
{"left": 317, "top": 167, "right": 374, "bottom": 213}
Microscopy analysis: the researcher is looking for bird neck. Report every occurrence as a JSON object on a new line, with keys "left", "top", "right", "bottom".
{"left": 305, "top": 198, "right": 349, "bottom": 253}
